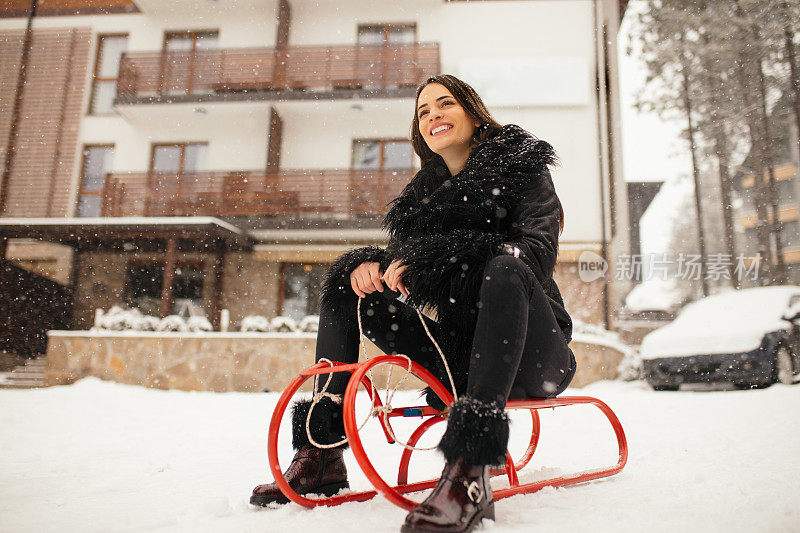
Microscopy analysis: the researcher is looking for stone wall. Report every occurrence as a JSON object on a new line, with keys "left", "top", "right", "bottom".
{"left": 45, "top": 331, "right": 626, "bottom": 393}
{"left": 568, "top": 339, "right": 626, "bottom": 387}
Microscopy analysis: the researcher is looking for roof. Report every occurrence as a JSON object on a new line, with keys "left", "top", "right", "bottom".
{"left": 0, "top": 217, "right": 253, "bottom": 250}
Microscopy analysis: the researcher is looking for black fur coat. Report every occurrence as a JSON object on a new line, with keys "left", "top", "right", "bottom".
{"left": 320, "top": 124, "right": 572, "bottom": 395}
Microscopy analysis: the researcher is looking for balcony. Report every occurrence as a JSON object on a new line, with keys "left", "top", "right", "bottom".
{"left": 116, "top": 43, "right": 439, "bottom": 104}
{"left": 100, "top": 169, "right": 412, "bottom": 218}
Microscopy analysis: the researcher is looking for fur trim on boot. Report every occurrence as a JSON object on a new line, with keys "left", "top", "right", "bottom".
{"left": 437, "top": 396, "right": 509, "bottom": 467}
{"left": 291, "top": 397, "right": 349, "bottom": 450}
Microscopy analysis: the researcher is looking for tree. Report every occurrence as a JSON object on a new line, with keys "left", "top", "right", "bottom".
{"left": 629, "top": 0, "right": 800, "bottom": 289}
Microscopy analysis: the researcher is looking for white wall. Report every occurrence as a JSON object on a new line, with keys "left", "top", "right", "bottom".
{"left": 286, "top": 0, "right": 601, "bottom": 242}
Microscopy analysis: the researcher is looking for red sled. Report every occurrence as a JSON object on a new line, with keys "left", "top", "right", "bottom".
{"left": 266, "top": 354, "right": 628, "bottom": 511}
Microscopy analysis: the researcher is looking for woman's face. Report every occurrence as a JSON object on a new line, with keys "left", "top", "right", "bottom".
{"left": 416, "top": 83, "right": 478, "bottom": 155}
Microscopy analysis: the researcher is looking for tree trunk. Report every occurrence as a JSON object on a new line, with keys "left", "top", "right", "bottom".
{"left": 679, "top": 32, "right": 709, "bottom": 297}
{"left": 783, "top": 3, "right": 800, "bottom": 162}
{"left": 754, "top": 24, "right": 788, "bottom": 284}
{"left": 733, "top": 1, "right": 774, "bottom": 285}
{"left": 712, "top": 128, "right": 739, "bottom": 288}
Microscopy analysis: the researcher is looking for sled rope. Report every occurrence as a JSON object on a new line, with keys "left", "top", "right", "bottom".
{"left": 371, "top": 352, "right": 440, "bottom": 451}
{"left": 306, "top": 357, "right": 374, "bottom": 449}
{"left": 354, "top": 294, "right": 457, "bottom": 405}
{"left": 306, "top": 294, "right": 458, "bottom": 451}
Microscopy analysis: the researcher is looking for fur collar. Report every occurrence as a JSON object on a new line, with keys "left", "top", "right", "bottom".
{"left": 382, "top": 124, "right": 557, "bottom": 240}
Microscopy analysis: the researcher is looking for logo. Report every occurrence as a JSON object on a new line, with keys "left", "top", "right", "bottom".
{"left": 578, "top": 251, "right": 607, "bottom": 282}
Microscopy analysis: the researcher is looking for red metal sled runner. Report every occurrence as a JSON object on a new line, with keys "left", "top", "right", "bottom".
{"left": 267, "top": 355, "right": 628, "bottom": 511}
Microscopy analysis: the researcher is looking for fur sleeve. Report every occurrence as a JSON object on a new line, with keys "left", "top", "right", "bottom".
{"left": 391, "top": 229, "right": 506, "bottom": 312}
{"left": 319, "top": 246, "right": 391, "bottom": 327}
{"left": 502, "top": 160, "right": 561, "bottom": 284}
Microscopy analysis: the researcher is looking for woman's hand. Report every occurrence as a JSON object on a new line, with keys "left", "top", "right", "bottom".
{"left": 349, "top": 261, "right": 384, "bottom": 298}
{"left": 381, "top": 259, "right": 410, "bottom": 297}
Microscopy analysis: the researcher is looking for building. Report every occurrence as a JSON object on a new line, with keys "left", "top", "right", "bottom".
{"left": 0, "top": 0, "right": 630, "bottom": 357}
{"left": 731, "top": 93, "right": 800, "bottom": 286}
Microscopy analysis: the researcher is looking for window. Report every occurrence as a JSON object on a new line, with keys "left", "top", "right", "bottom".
{"left": 356, "top": 24, "right": 416, "bottom": 90}
{"left": 165, "top": 30, "right": 219, "bottom": 52}
{"left": 352, "top": 140, "right": 413, "bottom": 169}
{"left": 148, "top": 143, "right": 207, "bottom": 215}
{"left": 280, "top": 263, "right": 327, "bottom": 322}
{"left": 743, "top": 227, "right": 760, "bottom": 254}
{"left": 89, "top": 34, "right": 128, "bottom": 115}
{"left": 351, "top": 139, "right": 413, "bottom": 214}
{"left": 357, "top": 24, "right": 415, "bottom": 46}
{"left": 151, "top": 143, "right": 208, "bottom": 173}
{"left": 77, "top": 145, "right": 114, "bottom": 217}
{"left": 780, "top": 220, "right": 800, "bottom": 248}
{"left": 126, "top": 263, "right": 165, "bottom": 316}
{"left": 162, "top": 30, "right": 219, "bottom": 95}
{"left": 125, "top": 261, "right": 205, "bottom": 317}
{"left": 172, "top": 264, "right": 205, "bottom": 316}
{"left": 777, "top": 179, "right": 798, "bottom": 207}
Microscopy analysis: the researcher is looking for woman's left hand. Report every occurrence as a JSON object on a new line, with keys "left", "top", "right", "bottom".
{"left": 381, "top": 259, "right": 410, "bottom": 297}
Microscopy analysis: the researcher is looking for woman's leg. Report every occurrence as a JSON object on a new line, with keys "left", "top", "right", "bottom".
{"left": 252, "top": 288, "right": 445, "bottom": 507}
{"left": 403, "top": 256, "right": 573, "bottom": 531}
{"left": 314, "top": 288, "right": 444, "bottom": 397}
{"left": 466, "top": 254, "right": 574, "bottom": 406}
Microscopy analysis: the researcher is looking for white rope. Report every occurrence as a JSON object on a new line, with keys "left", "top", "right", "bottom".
{"left": 372, "top": 352, "right": 440, "bottom": 451}
{"left": 305, "top": 292, "right": 459, "bottom": 451}
{"left": 411, "top": 306, "right": 458, "bottom": 403}
{"left": 305, "top": 357, "right": 373, "bottom": 449}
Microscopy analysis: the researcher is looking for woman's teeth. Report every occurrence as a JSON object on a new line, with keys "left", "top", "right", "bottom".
{"left": 432, "top": 125, "right": 452, "bottom": 135}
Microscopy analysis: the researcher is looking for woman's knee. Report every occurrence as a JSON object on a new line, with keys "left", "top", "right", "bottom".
{"left": 481, "top": 255, "right": 535, "bottom": 295}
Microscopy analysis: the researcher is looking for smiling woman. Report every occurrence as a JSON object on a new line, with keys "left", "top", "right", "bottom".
{"left": 251, "top": 74, "right": 574, "bottom": 533}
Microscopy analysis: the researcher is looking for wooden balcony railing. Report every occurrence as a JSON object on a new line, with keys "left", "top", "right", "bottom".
{"left": 101, "top": 169, "right": 413, "bottom": 217}
{"left": 116, "top": 43, "right": 439, "bottom": 100}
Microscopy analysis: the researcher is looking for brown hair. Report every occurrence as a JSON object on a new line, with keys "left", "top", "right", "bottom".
{"left": 410, "top": 74, "right": 564, "bottom": 236}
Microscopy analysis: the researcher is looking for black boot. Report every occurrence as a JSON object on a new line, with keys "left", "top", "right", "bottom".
{"left": 250, "top": 396, "right": 349, "bottom": 506}
{"left": 401, "top": 397, "right": 509, "bottom": 532}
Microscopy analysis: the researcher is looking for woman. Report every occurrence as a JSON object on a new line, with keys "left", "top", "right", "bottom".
{"left": 251, "top": 74, "right": 576, "bottom": 533}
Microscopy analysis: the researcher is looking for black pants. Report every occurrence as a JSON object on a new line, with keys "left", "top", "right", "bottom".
{"left": 314, "top": 255, "right": 576, "bottom": 407}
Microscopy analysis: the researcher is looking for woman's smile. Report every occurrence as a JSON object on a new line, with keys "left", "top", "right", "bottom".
{"left": 430, "top": 123, "right": 453, "bottom": 136}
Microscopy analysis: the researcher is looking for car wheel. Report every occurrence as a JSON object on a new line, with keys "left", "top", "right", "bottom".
{"left": 775, "top": 346, "right": 795, "bottom": 385}
{"left": 652, "top": 385, "right": 679, "bottom": 391}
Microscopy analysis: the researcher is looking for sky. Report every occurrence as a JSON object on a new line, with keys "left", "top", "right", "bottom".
{"left": 618, "top": 1, "right": 694, "bottom": 256}
{"left": 618, "top": 0, "right": 693, "bottom": 186}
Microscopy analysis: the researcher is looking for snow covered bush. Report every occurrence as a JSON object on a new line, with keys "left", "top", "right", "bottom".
{"left": 240, "top": 315, "right": 271, "bottom": 332}
{"left": 95, "top": 306, "right": 130, "bottom": 331}
{"left": 93, "top": 306, "right": 212, "bottom": 333}
{"left": 299, "top": 315, "right": 319, "bottom": 333}
{"left": 95, "top": 306, "right": 160, "bottom": 331}
{"left": 271, "top": 316, "right": 298, "bottom": 332}
{"left": 137, "top": 315, "right": 161, "bottom": 331}
{"left": 156, "top": 315, "right": 188, "bottom": 332}
{"left": 617, "top": 349, "right": 644, "bottom": 381}
{"left": 186, "top": 316, "right": 213, "bottom": 332}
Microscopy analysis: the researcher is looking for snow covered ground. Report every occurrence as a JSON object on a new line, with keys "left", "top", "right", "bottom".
{"left": 1, "top": 378, "right": 799, "bottom": 533}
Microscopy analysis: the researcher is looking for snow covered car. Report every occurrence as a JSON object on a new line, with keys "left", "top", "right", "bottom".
{"left": 641, "top": 286, "right": 800, "bottom": 390}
